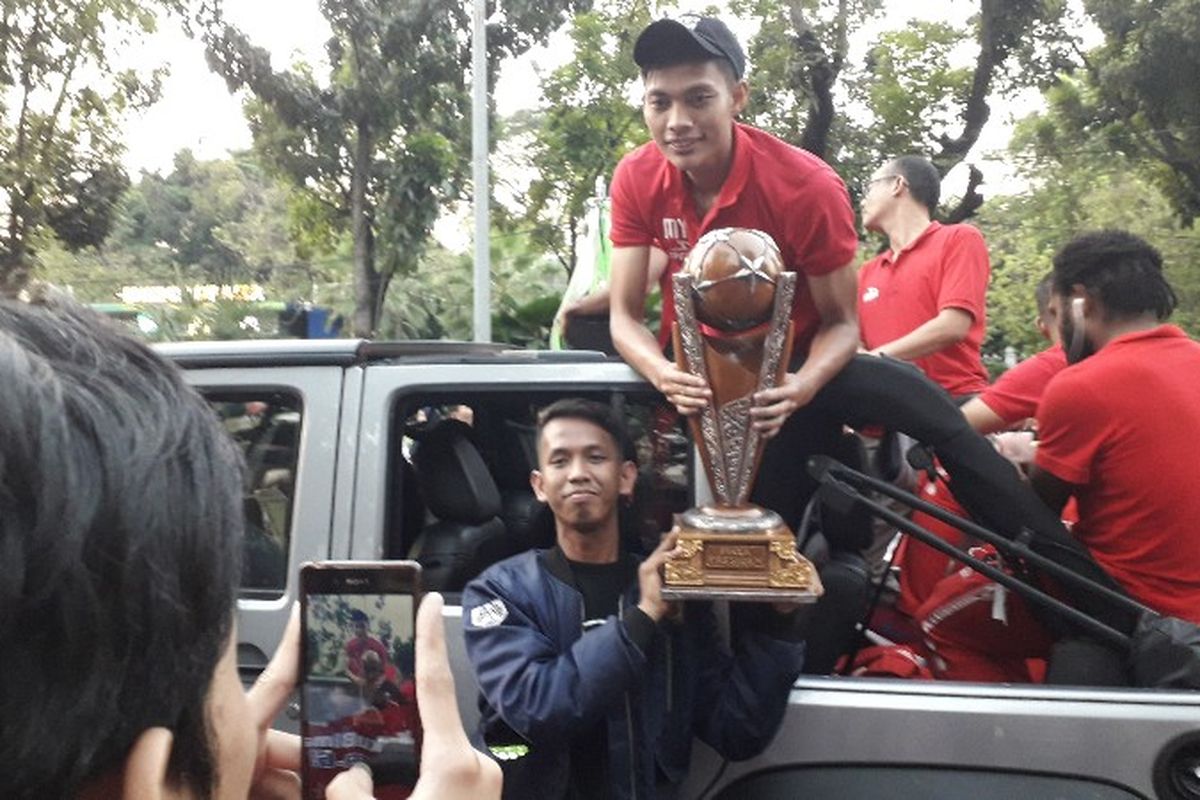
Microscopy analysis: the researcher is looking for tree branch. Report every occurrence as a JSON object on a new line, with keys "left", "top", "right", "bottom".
{"left": 940, "top": 164, "right": 985, "bottom": 223}
{"left": 789, "top": 0, "right": 837, "bottom": 159}
{"left": 34, "top": 48, "right": 82, "bottom": 169}
{"left": 932, "top": 0, "right": 1000, "bottom": 176}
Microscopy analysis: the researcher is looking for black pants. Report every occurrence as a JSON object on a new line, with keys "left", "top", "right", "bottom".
{"left": 750, "top": 403, "right": 872, "bottom": 554}
{"left": 748, "top": 404, "right": 875, "bottom": 674}
{"left": 751, "top": 403, "right": 834, "bottom": 525}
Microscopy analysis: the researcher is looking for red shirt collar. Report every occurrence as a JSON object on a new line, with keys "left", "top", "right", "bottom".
{"left": 658, "top": 122, "right": 752, "bottom": 229}
{"left": 878, "top": 220, "right": 942, "bottom": 267}
{"left": 1108, "top": 324, "right": 1188, "bottom": 347}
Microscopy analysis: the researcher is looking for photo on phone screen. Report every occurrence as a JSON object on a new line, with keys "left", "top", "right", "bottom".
{"left": 301, "top": 562, "right": 421, "bottom": 800}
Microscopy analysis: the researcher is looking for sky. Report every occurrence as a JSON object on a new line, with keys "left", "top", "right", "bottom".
{"left": 122, "top": 1, "right": 332, "bottom": 176}
{"left": 120, "top": 1, "right": 1046, "bottom": 244}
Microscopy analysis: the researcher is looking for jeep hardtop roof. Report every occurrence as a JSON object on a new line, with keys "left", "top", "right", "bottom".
{"left": 155, "top": 338, "right": 612, "bottom": 369}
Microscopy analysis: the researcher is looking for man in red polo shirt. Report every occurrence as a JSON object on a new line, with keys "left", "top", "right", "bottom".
{"left": 963, "top": 273, "right": 1067, "bottom": 433}
{"left": 898, "top": 275, "right": 1068, "bottom": 625}
{"left": 857, "top": 156, "right": 990, "bottom": 398}
{"left": 608, "top": 16, "right": 859, "bottom": 437}
{"left": 608, "top": 16, "right": 860, "bottom": 540}
{"left": 1032, "top": 230, "right": 1200, "bottom": 627}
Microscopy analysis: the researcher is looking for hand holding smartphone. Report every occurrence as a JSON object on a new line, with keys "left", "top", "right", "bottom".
{"left": 301, "top": 561, "right": 423, "bottom": 800}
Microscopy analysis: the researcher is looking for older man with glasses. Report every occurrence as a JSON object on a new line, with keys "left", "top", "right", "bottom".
{"left": 857, "top": 155, "right": 992, "bottom": 399}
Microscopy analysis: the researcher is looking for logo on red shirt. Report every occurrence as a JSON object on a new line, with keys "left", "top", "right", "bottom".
{"left": 661, "top": 217, "right": 691, "bottom": 263}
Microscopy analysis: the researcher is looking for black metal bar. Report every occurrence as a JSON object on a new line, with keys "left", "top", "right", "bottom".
{"left": 839, "top": 526, "right": 904, "bottom": 676}
{"left": 813, "top": 457, "right": 1154, "bottom": 618}
{"left": 818, "top": 474, "right": 1132, "bottom": 649}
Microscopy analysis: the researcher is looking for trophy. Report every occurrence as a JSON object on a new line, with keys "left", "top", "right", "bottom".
{"left": 662, "top": 228, "right": 824, "bottom": 602}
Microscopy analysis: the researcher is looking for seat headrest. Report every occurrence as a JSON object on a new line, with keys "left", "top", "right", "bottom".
{"left": 493, "top": 419, "right": 538, "bottom": 491}
{"left": 412, "top": 419, "right": 501, "bottom": 524}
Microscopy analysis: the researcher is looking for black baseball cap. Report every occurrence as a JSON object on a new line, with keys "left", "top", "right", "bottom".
{"left": 634, "top": 17, "right": 746, "bottom": 80}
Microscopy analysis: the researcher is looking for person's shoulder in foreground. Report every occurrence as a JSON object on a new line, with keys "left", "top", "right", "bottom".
{"left": 0, "top": 293, "right": 500, "bottom": 800}
{"left": 0, "top": 293, "right": 252, "bottom": 799}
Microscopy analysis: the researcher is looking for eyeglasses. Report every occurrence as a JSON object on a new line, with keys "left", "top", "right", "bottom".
{"left": 862, "top": 174, "right": 901, "bottom": 194}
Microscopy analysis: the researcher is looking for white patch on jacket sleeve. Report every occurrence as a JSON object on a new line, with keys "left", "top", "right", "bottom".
{"left": 470, "top": 599, "right": 509, "bottom": 628}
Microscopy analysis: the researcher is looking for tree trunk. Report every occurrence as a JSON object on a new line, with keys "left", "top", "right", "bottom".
{"left": 941, "top": 164, "right": 986, "bottom": 224}
{"left": 0, "top": 248, "right": 33, "bottom": 298}
{"left": 932, "top": 0, "right": 1042, "bottom": 178}
{"left": 350, "top": 119, "right": 378, "bottom": 338}
{"left": 789, "top": 0, "right": 841, "bottom": 160}
{"left": 1, "top": 184, "right": 35, "bottom": 297}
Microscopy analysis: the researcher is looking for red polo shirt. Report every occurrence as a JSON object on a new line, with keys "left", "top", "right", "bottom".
{"left": 857, "top": 222, "right": 990, "bottom": 396}
{"left": 1036, "top": 325, "right": 1200, "bottom": 623}
{"left": 610, "top": 123, "right": 858, "bottom": 354}
{"left": 979, "top": 344, "right": 1067, "bottom": 426}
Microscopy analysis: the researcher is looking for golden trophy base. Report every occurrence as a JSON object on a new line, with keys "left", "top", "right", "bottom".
{"left": 661, "top": 505, "right": 824, "bottom": 603}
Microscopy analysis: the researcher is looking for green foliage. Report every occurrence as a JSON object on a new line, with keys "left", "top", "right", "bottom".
{"left": 489, "top": 230, "right": 566, "bottom": 347}
{"left": 1044, "top": 0, "right": 1200, "bottom": 224}
{"left": 202, "top": 0, "right": 591, "bottom": 336}
{"left": 378, "top": 244, "right": 472, "bottom": 340}
{"left": 733, "top": 0, "right": 884, "bottom": 151}
{"left": 119, "top": 150, "right": 248, "bottom": 284}
{"left": 0, "top": 0, "right": 184, "bottom": 294}
{"left": 84, "top": 151, "right": 311, "bottom": 293}
{"left": 37, "top": 149, "right": 330, "bottom": 347}
{"left": 853, "top": 23, "right": 972, "bottom": 159}
{"left": 514, "top": 0, "right": 653, "bottom": 275}
{"left": 726, "top": 0, "right": 1065, "bottom": 217}
{"left": 147, "top": 300, "right": 280, "bottom": 341}
{"left": 375, "top": 227, "right": 564, "bottom": 345}
{"left": 976, "top": 111, "right": 1200, "bottom": 358}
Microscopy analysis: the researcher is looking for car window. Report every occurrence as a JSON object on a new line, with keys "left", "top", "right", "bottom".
{"left": 208, "top": 391, "right": 302, "bottom": 598}
{"left": 386, "top": 391, "right": 691, "bottom": 587}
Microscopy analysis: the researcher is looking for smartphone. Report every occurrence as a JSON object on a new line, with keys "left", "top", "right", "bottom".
{"left": 300, "top": 561, "right": 422, "bottom": 800}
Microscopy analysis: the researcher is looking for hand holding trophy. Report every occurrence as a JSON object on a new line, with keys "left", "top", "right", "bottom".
{"left": 663, "top": 228, "right": 824, "bottom": 602}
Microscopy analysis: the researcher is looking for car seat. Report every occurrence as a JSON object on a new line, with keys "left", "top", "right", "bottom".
{"left": 493, "top": 418, "right": 556, "bottom": 551}
{"left": 409, "top": 419, "right": 516, "bottom": 591}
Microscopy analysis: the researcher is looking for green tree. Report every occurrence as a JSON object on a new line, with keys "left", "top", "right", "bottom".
{"left": 488, "top": 229, "right": 566, "bottom": 347}
{"left": 121, "top": 150, "right": 248, "bottom": 284}
{"left": 38, "top": 149, "right": 327, "bottom": 343}
{"left": 741, "top": 0, "right": 1071, "bottom": 220}
{"left": 378, "top": 228, "right": 564, "bottom": 345}
{"left": 1044, "top": 0, "right": 1200, "bottom": 224}
{"left": 202, "top": 0, "right": 590, "bottom": 337}
{"left": 732, "top": 0, "right": 884, "bottom": 158}
{"left": 117, "top": 150, "right": 321, "bottom": 294}
{"left": 0, "top": 0, "right": 185, "bottom": 294}
{"left": 977, "top": 113, "right": 1200, "bottom": 358}
{"left": 514, "top": 0, "right": 653, "bottom": 276}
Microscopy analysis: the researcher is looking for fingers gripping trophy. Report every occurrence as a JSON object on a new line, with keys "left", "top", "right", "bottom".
{"left": 663, "top": 228, "right": 824, "bottom": 602}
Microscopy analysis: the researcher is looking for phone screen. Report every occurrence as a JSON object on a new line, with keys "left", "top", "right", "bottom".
{"left": 301, "top": 562, "right": 422, "bottom": 800}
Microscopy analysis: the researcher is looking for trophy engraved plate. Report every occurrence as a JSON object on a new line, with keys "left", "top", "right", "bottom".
{"left": 662, "top": 228, "right": 824, "bottom": 603}
{"left": 704, "top": 543, "right": 768, "bottom": 571}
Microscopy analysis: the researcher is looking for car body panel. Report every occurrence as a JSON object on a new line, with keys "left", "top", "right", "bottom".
{"left": 680, "top": 678, "right": 1200, "bottom": 797}
{"left": 164, "top": 342, "right": 1200, "bottom": 798}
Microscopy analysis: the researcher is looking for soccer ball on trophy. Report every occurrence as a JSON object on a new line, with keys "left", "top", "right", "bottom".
{"left": 682, "top": 228, "right": 785, "bottom": 332}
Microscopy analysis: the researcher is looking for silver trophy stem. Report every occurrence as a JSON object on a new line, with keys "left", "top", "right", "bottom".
{"left": 673, "top": 272, "right": 732, "bottom": 504}
{"left": 672, "top": 272, "right": 797, "bottom": 507}
{"left": 733, "top": 272, "right": 795, "bottom": 505}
